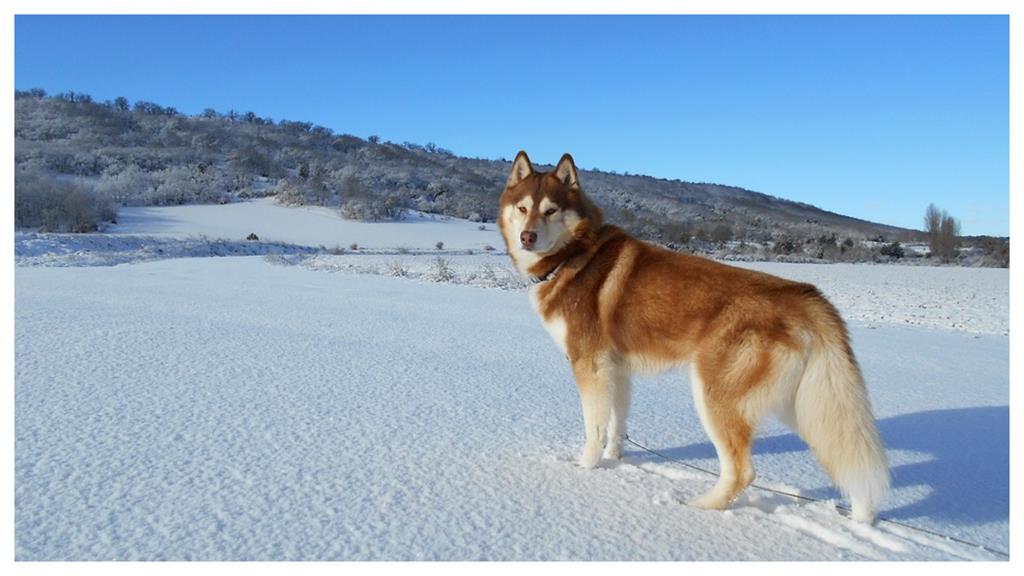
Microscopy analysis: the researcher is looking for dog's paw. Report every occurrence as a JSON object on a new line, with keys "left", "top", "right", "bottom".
{"left": 687, "top": 490, "right": 731, "bottom": 510}
{"left": 578, "top": 447, "right": 602, "bottom": 469}
{"left": 602, "top": 442, "right": 623, "bottom": 461}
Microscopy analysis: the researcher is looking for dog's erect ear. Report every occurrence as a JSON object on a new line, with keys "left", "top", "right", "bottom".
{"left": 553, "top": 153, "right": 580, "bottom": 190}
{"left": 506, "top": 150, "right": 534, "bottom": 189}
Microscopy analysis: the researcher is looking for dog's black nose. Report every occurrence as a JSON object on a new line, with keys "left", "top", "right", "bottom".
{"left": 520, "top": 230, "right": 538, "bottom": 249}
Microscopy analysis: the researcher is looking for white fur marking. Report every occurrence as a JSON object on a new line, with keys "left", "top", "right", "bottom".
{"left": 625, "top": 354, "right": 683, "bottom": 376}
{"left": 530, "top": 287, "right": 568, "bottom": 354}
{"left": 511, "top": 244, "right": 541, "bottom": 276}
{"left": 539, "top": 197, "right": 557, "bottom": 214}
{"left": 504, "top": 203, "right": 541, "bottom": 276}
{"left": 542, "top": 315, "right": 569, "bottom": 355}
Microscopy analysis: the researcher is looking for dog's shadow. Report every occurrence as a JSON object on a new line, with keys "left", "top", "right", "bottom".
{"left": 634, "top": 406, "right": 1008, "bottom": 523}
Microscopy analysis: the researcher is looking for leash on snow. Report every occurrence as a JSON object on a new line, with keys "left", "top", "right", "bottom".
{"left": 623, "top": 435, "right": 1010, "bottom": 559}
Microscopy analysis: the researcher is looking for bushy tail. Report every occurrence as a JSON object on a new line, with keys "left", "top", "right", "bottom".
{"left": 793, "top": 322, "right": 889, "bottom": 523}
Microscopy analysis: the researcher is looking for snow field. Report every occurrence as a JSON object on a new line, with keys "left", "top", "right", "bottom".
{"left": 13, "top": 199, "right": 1010, "bottom": 560}
{"left": 15, "top": 257, "right": 1008, "bottom": 560}
{"left": 107, "top": 197, "right": 504, "bottom": 252}
{"left": 17, "top": 198, "right": 1008, "bottom": 336}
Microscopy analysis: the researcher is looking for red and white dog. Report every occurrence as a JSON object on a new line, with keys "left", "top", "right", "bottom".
{"left": 498, "top": 151, "right": 888, "bottom": 523}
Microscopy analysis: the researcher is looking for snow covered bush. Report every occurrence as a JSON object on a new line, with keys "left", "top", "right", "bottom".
{"left": 386, "top": 260, "right": 410, "bottom": 277}
{"left": 430, "top": 257, "right": 456, "bottom": 283}
{"left": 95, "top": 163, "right": 228, "bottom": 207}
{"left": 274, "top": 180, "right": 305, "bottom": 206}
{"left": 339, "top": 193, "right": 404, "bottom": 222}
{"left": 880, "top": 241, "right": 905, "bottom": 261}
{"left": 155, "top": 164, "right": 229, "bottom": 205}
{"left": 95, "top": 165, "right": 160, "bottom": 206}
{"left": 15, "top": 167, "right": 117, "bottom": 232}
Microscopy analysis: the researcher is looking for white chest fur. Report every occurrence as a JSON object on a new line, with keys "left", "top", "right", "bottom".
{"left": 530, "top": 286, "right": 569, "bottom": 355}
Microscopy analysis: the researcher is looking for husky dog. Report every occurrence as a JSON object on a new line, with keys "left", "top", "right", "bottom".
{"left": 498, "top": 151, "right": 888, "bottom": 523}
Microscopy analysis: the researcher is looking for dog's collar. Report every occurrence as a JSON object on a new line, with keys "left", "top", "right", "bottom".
{"left": 529, "top": 262, "right": 563, "bottom": 284}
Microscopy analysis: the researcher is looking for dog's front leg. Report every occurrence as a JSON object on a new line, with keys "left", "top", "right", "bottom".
{"left": 603, "top": 366, "right": 631, "bottom": 461}
{"left": 573, "top": 359, "right": 612, "bottom": 469}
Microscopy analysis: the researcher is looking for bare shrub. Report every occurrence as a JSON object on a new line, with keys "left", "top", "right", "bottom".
{"left": 771, "top": 236, "right": 798, "bottom": 256}
{"left": 710, "top": 223, "right": 733, "bottom": 244}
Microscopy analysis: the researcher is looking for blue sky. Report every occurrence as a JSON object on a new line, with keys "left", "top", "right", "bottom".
{"left": 14, "top": 15, "right": 1009, "bottom": 236}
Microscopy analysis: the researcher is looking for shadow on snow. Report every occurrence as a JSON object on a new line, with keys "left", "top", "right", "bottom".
{"left": 629, "top": 406, "right": 1008, "bottom": 524}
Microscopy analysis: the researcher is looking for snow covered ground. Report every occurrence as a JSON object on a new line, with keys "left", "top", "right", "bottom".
{"left": 107, "top": 197, "right": 504, "bottom": 252}
{"left": 13, "top": 201, "right": 1010, "bottom": 561}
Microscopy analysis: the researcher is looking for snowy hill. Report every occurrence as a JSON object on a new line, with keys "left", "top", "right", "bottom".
{"left": 15, "top": 92, "right": 920, "bottom": 246}
{"left": 13, "top": 201, "right": 1009, "bottom": 560}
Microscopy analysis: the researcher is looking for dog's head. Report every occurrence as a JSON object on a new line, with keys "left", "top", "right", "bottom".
{"left": 498, "top": 151, "right": 602, "bottom": 276}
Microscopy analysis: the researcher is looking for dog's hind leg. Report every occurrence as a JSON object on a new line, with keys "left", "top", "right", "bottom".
{"left": 573, "top": 356, "right": 613, "bottom": 469}
{"left": 687, "top": 365, "right": 756, "bottom": 510}
{"left": 603, "top": 361, "right": 631, "bottom": 461}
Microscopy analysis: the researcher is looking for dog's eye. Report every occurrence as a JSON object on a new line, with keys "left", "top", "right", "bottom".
{"left": 544, "top": 208, "right": 558, "bottom": 216}
{"left": 517, "top": 206, "right": 527, "bottom": 214}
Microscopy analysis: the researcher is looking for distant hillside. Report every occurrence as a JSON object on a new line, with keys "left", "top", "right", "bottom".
{"left": 21, "top": 89, "right": 1000, "bottom": 265}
